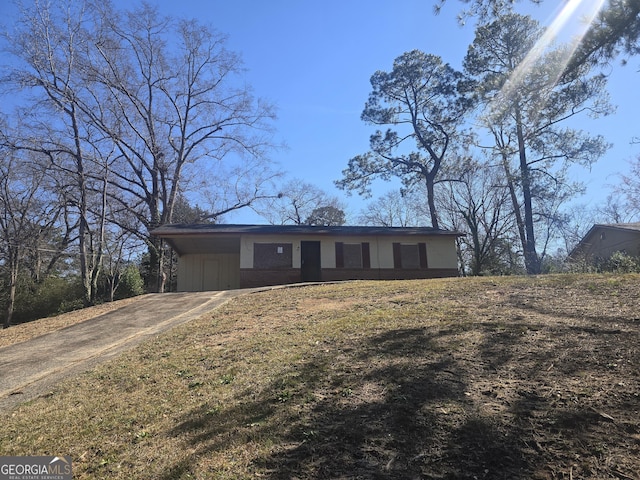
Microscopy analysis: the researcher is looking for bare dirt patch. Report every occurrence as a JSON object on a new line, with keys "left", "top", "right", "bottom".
{"left": 296, "top": 297, "right": 361, "bottom": 314}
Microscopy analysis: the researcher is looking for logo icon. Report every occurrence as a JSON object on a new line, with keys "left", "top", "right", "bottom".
{"left": 0, "top": 456, "right": 72, "bottom": 480}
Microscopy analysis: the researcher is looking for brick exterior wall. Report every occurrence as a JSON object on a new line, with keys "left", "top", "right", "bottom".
{"left": 240, "top": 269, "right": 302, "bottom": 288}
{"left": 240, "top": 267, "right": 459, "bottom": 288}
{"left": 321, "top": 268, "right": 459, "bottom": 282}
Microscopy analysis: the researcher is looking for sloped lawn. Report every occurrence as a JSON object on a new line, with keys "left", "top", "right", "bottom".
{"left": 2, "top": 274, "right": 639, "bottom": 479}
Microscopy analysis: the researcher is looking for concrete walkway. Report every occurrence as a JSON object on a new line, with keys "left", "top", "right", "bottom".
{"left": 0, "top": 288, "right": 269, "bottom": 411}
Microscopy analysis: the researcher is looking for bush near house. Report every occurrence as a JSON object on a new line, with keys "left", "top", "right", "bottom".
{"left": 566, "top": 251, "right": 640, "bottom": 274}
{"left": 1, "top": 266, "right": 145, "bottom": 326}
{"left": 7, "top": 275, "right": 85, "bottom": 324}
{"left": 595, "top": 251, "right": 640, "bottom": 273}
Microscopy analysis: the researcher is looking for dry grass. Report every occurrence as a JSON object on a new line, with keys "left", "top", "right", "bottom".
{"left": 1, "top": 274, "right": 639, "bottom": 479}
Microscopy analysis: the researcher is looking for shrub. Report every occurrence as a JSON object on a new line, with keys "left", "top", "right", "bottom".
{"left": 596, "top": 251, "right": 640, "bottom": 274}
{"left": 12, "top": 275, "right": 84, "bottom": 324}
{"left": 115, "top": 265, "right": 145, "bottom": 300}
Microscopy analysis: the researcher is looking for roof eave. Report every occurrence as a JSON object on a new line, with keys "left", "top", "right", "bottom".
{"left": 150, "top": 223, "right": 464, "bottom": 238}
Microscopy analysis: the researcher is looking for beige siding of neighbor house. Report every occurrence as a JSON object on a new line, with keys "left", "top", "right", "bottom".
{"left": 581, "top": 229, "right": 640, "bottom": 259}
{"left": 177, "top": 253, "right": 240, "bottom": 292}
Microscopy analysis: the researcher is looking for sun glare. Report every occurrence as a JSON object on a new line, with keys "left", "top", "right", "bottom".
{"left": 489, "top": 0, "right": 607, "bottom": 121}
{"left": 543, "top": 0, "right": 607, "bottom": 66}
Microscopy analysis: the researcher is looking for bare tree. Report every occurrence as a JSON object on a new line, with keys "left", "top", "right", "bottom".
{"left": 597, "top": 193, "right": 638, "bottom": 224}
{"left": 3, "top": 0, "right": 281, "bottom": 294}
{"left": 255, "top": 179, "right": 344, "bottom": 225}
{"left": 86, "top": 2, "right": 280, "bottom": 291}
{"left": 613, "top": 156, "right": 640, "bottom": 220}
{"left": 358, "top": 189, "right": 430, "bottom": 227}
{"left": 3, "top": 0, "right": 115, "bottom": 305}
{"left": 102, "top": 227, "right": 143, "bottom": 302}
{"left": 439, "top": 159, "right": 517, "bottom": 275}
{"left": 0, "top": 151, "right": 62, "bottom": 327}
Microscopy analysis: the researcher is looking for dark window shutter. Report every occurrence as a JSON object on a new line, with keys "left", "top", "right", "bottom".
{"left": 362, "top": 242, "right": 370, "bottom": 269}
{"left": 393, "top": 242, "right": 401, "bottom": 269}
{"left": 419, "top": 243, "right": 428, "bottom": 269}
{"left": 335, "top": 242, "right": 344, "bottom": 268}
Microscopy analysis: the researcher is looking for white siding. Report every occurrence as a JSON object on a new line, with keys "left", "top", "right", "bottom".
{"left": 373, "top": 236, "right": 456, "bottom": 269}
{"left": 425, "top": 237, "right": 459, "bottom": 268}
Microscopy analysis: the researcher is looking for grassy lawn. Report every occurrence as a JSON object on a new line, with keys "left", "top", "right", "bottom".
{"left": 1, "top": 274, "right": 639, "bottom": 479}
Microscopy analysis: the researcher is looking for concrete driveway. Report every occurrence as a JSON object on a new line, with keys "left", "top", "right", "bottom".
{"left": 0, "top": 288, "right": 268, "bottom": 411}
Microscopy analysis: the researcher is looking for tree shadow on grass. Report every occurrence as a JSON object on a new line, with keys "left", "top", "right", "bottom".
{"left": 505, "top": 288, "right": 640, "bottom": 329}
{"left": 473, "top": 311, "right": 640, "bottom": 480}
{"left": 161, "top": 313, "right": 640, "bottom": 479}
{"left": 162, "top": 327, "right": 537, "bottom": 479}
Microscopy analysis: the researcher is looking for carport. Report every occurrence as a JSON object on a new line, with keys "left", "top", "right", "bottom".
{"left": 160, "top": 227, "right": 242, "bottom": 291}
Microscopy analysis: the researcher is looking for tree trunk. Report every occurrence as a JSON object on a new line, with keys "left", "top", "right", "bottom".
{"left": 425, "top": 175, "right": 440, "bottom": 229}
{"left": 147, "top": 237, "right": 166, "bottom": 293}
{"left": 108, "top": 275, "right": 117, "bottom": 302}
{"left": 463, "top": 212, "right": 483, "bottom": 276}
{"left": 515, "top": 106, "right": 540, "bottom": 274}
{"left": 494, "top": 129, "right": 528, "bottom": 269}
{"left": 4, "top": 255, "right": 19, "bottom": 328}
{"left": 455, "top": 237, "right": 467, "bottom": 277}
{"left": 71, "top": 103, "right": 98, "bottom": 307}
{"left": 79, "top": 218, "right": 93, "bottom": 307}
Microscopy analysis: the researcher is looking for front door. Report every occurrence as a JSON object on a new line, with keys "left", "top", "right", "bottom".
{"left": 301, "top": 241, "right": 321, "bottom": 282}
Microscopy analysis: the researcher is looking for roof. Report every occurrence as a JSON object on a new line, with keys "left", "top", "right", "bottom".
{"left": 151, "top": 223, "right": 463, "bottom": 237}
{"left": 591, "top": 222, "right": 640, "bottom": 233}
{"left": 152, "top": 224, "right": 463, "bottom": 256}
{"left": 577, "top": 223, "right": 640, "bottom": 247}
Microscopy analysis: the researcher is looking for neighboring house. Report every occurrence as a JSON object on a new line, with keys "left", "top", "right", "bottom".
{"left": 151, "top": 224, "right": 462, "bottom": 291}
{"left": 569, "top": 223, "right": 640, "bottom": 262}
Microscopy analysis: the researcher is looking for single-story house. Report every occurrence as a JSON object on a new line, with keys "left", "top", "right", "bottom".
{"left": 569, "top": 222, "right": 640, "bottom": 262}
{"left": 151, "top": 224, "right": 462, "bottom": 291}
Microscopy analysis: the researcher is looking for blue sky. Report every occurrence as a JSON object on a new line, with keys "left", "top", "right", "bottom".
{"left": 2, "top": 0, "right": 637, "bottom": 224}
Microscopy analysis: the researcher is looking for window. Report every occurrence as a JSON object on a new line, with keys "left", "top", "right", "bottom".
{"left": 393, "top": 242, "right": 428, "bottom": 269}
{"left": 335, "top": 242, "right": 370, "bottom": 269}
{"left": 253, "top": 243, "right": 292, "bottom": 269}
